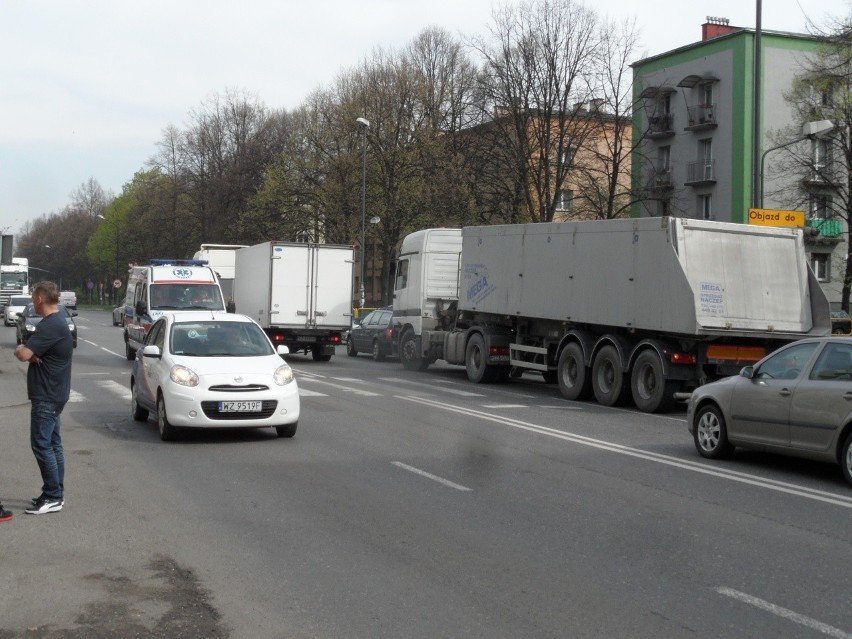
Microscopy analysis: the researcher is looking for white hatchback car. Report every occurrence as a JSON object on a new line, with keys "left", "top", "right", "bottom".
{"left": 4, "top": 295, "right": 31, "bottom": 326}
{"left": 130, "top": 312, "right": 300, "bottom": 441}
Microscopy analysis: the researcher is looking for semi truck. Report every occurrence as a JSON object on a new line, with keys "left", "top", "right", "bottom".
{"left": 233, "top": 242, "right": 354, "bottom": 361}
{"left": 392, "top": 217, "right": 831, "bottom": 413}
{"left": 1, "top": 257, "right": 29, "bottom": 308}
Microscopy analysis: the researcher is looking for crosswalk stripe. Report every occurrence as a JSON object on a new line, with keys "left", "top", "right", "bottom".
{"left": 96, "top": 380, "right": 132, "bottom": 400}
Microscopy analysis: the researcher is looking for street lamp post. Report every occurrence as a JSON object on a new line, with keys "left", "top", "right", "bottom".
{"left": 759, "top": 119, "right": 834, "bottom": 208}
{"left": 356, "top": 117, "right": 370, "bottom": 308}
{"left": 367, "top": 215, "right": 381, "bottom": 305}
{"left": 43, "top": 245, "right": 61, "bottom": 289}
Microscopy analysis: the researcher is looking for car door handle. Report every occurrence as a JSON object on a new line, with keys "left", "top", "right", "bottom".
{"left": 779, "top": 388, "right": 792, "bottom": 397}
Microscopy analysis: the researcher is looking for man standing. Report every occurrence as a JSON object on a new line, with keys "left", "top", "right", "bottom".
{"left": 14, "top": 281, "right": 73, "bottom": 515}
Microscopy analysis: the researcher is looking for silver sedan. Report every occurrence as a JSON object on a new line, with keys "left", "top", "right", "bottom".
{"left": 687, "top": 336, "right": 852, "bottom": 486}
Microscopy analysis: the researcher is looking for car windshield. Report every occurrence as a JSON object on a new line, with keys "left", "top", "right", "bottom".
{"left": 169, "top": 321, "right": 274, "bottom": 357}
{"left": 10, "top": 296, "right": 30, "bottom": 306}
{"left": 24, "top": 305, "right": 72, "bottom": 320}
{"left": 150, "top": 284, "right": 224, "bottom": 311}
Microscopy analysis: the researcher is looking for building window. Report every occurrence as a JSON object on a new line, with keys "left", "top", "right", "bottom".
{"left": 699, "top": 194, "right": 712, "bottom": 220}
{"left": 658, "top": 199, "right": 670, "bottom": 216}
{"left": 701, "top": 83, "right": 713, "bottom": 107}
{"left": 810, "top": 195, "right": 832, "bottom": 220}
{"left": 557, "top": 189, "right": 574, "bottom": 211}
{"left": 813, "top": 138, "right": 831, "bottom": 178}
{"left": 657, "top": 146, "right": 671, "bottom": 172}
{"left": 811, "top": 253, "right": 830, "bottom": 282}
{"left": 700, "top": 139, "right": 713, "bottom": 179}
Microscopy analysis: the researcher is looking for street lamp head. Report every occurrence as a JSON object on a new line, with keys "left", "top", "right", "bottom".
{"left": 369, "top": 216, "right": 381, "bottom": 224}
{"left": 44, "top": 245, "right": 51, "bottom": 249}
{"left": 356, "top": 117, "right": 370, "bottom": 128}
{"left": 801, "top": 119, "right": 833, "bottom": 138}
{"left": 97, "top": 214, "right": 105, "bottom": 220}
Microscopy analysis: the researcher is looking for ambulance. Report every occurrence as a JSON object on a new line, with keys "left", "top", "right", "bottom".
{"left": 122, "top": 259, "right": 226, "bottom": 359}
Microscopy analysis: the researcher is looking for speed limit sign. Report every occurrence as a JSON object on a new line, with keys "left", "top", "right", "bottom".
{"left": 113, "top": 279, "right": 122, "bottom": 289}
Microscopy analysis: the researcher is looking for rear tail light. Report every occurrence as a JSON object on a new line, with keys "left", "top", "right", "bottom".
{"left": 669, "top": 352, "right": 697, "bottom": 365}
{"left": 489, "top": 346, "right": 509, "bottom": 356}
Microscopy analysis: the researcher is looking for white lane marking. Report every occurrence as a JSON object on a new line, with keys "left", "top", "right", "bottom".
{"left": 68, "top": 390, "right": 86, "bottom": 403}
{"left": 399, "top": 395, "right": 852, "bottom": 509}
{"left": 481, "top": 404, "right": 527, "bottom": 409}
{"left": 298, "top": 378, "right": 380, "bottom": 397}
{"left": 716, "top": 587, "right": 851, "bottom": 638}
{"left": 100, "top": 347, "right": 126, "bottom": 359}
{"left": 331, "top": 377, "right": 365, "bottom": 383}
{"left": 299, "top": 389, "right": 327, "bottom": 397}
{"left": 378, "top": 377, "right": 483, "bottom": 397}
{"left": 96, "top": 380, "right": 131, "bottom": 400}
{"left": 391, "top": 461, "right": 472, "bottom": 492}
{"left": 538, "top": 404, "right": 581, "bottom": 410}
{"left": 429, "top": 377, "right": 538, "bottom": 398}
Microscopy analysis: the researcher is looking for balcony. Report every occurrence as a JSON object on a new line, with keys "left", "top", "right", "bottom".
{"left": 646, "top": 167, "right": 674, "bottom": 191}
{"left": 647, "top": 113, "right": 674, "bottom": 139}
{"left": 685, "top": 104, "right": 717, "bottom": 131}
{"left": 684, "top": 160, "right": 716, "bottom": 186}
{"left": 806, "top": 217, "right": 844, "bottom": 238}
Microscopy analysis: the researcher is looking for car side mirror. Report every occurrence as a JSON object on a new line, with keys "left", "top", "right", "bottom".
{"left": 71, "top": 310, "right": 78, "bottom": 317}
{"left": 226, "top": 300, "right": 236, "bottom": 313}
{"left": 276, "top": 345, "right": 289, "bottom": 356}
{"left": 739, "top": 365, "right": 755, "bottom": 379}
{"left": 142, "top": 345, "right": 161, "bottom": 359}
{"left": 136, "top": 301, "right": 147, "bottom": 316}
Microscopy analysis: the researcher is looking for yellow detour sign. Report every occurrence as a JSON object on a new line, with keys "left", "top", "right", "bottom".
{"left": 748, "top": 208, "right": 805, "bottom": 228}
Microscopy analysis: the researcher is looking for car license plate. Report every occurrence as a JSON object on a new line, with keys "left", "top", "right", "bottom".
{"left": 218, "top": 401, "right": 262, "bottom": 413}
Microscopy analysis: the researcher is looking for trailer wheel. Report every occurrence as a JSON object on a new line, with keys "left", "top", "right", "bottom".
{"left": 591, "top": 345, "right": 630, "bottom": 406}
{"left": 557, "top": 342, "right": 592, "bottom": 401}
{"left": 630, "top": 350, "right": 677, "bottom": 413}
{"left": 400, "top": 330, "right": 430, "bottom": 371}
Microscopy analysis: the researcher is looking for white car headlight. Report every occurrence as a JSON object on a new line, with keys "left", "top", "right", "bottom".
{"left": 25, "top": 323, "right": 36, "bottom": 332}
{"left": 170, "top": 365, "right": 199, "bottom": 387}
{"left": 273, "top": 364, "right": 294, "bottom": 386}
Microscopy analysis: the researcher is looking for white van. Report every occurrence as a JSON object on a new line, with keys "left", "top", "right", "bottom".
{"left": 122, "top": 260, "right": 226, "bottom": 359}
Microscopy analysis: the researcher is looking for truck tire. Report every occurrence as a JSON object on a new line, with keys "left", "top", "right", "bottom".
{"left": 591, "top": 345, "right": 630, "bottom": 406}
{"left": 311, "top": 345, "right": 332, "bottom": 362}
{"left": 630, "top": 350, "right": 677, "bottom": 413}
{"left": 557, "top": 342, "right": 592, "bottom": 401}
{"left": 466, "top": 333, "right": 504, "bottom": 383}
{"left": 400, "top": 330, "right": 430, "bottom": 371}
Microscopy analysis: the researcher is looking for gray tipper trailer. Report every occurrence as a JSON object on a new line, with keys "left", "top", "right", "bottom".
{"left": 393, "top": 216, "right": 831, "bottom": 413}
{"left": 233, "top": 241, "right": 354, "bottom": 361}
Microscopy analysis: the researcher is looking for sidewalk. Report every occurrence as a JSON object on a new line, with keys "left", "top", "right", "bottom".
{"left": 0, "top": 343, "right": 29, "bottom": 409}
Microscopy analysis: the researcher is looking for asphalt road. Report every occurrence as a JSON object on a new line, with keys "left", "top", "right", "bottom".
{"left": 0, "top": 309, "right": 850, "bottom": 638}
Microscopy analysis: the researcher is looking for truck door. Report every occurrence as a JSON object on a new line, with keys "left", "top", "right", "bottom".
{"left": 312, "top": 247, "right": 352, "bottom": 327}
{"left": 270, "top": 244, "right": 311, "bottom": 327}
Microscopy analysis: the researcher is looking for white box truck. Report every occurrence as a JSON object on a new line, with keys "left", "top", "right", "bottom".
{"left": 233, "top": 242, "right": 354, "bottom": 361}
{"left": 392, "top": 217, "right": 831, "bottom": 412}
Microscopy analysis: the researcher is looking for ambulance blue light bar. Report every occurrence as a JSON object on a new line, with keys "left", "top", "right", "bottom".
{"left": 149, "top": 259, "right": 209, "bottom": 266}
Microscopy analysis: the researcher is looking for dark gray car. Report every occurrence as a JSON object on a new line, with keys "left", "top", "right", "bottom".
{"left": 16, "top": 303, "right": 78, "bottom": 348}
{"left": 687, "top": 337, "right": 852, "bottom": 485}
{"left": 346, "top": 308, "right": 395, "bottom": 361}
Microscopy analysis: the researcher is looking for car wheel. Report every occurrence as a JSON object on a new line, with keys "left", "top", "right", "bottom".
{"left": 275, "top": 422, "right": 298, "bottom": 438}
{"left": 131, "top": 380, "right": 149, "bottom": 422}
{"left": 346, "top": 339, "right": 358, "bottom": 357}
{"left": 112, "top": 315, "right": 119, "bottom": 327}
{"left": 557, "top": 342, "right": 592, "bottom": 401}
{"left": 693, "top": 404, "right": 735, "bottom": 459}
{"left": 311, "top": 345, "right": 332, "bottom": 362}
{"left": 157, "top": 394, "right": 178, "bottom": 442}
{"left": 841, "top": 431, "right": 852, "bottom": 486}
{"left": 591, "top": 345, "right": 630, "bottom": 406}
{"left": 630, "top": 350, "right": 677, "bottom": 413}
{"left": 372, "top": 339, "right": 386, "bottom": 362}
{"left": 125, "top": 341, "right": 136, "bottom": 361}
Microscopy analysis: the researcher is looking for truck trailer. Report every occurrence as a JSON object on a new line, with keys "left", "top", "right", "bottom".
{"left": 233, "top": 242, "right": 354, "bottom": 361}
{"left": 392, "top": 217, "right": 831, "bottom": 413}
{"left": 0, "top": 257, "right": 29, "bottom": 308}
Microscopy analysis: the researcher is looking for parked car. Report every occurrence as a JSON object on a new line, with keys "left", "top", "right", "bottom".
{"left": 59, "top": 290, "right": 77, "bottom": 309}
{"left": 346, "top": 307, "right": 395, "bottom": 361}
{"left": 688, "top": 337, "right": 852, "bottom": 486}
{"left": 4, "top": 295, "right": 31, "bottom": 327}
{"left": 112, "top": 306, "right": 125, "bottom": 326}
{"left": 16, "top": 303, "right": 78, "bottom": 348}
{"left": 130, "top": 312, "right": 299, "bottom": 441}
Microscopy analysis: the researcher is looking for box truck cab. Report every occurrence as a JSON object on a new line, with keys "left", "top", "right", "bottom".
{"left": 123, "top": 259, "right": 226, "bottom": 359}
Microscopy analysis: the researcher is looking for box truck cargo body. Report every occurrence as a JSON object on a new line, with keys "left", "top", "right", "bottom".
{"left": 393, "top": 217, "right": 831, "bottom": 412}
{"left": 234, "top": 242, "right": 354, "bottom": 361}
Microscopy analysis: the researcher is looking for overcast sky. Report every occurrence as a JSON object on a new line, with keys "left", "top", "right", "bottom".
{"left": 0, "top": 0, "right": 848, "bottom": 236}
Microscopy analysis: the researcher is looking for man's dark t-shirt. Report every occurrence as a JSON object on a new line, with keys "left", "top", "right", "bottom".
{"left": 26, "top": 310, "right": 73, "bottom": 404}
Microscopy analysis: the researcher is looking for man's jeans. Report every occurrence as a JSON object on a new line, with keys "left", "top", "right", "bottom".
{"left": 30, "top": 400, "right": 65, "bottom": 500}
